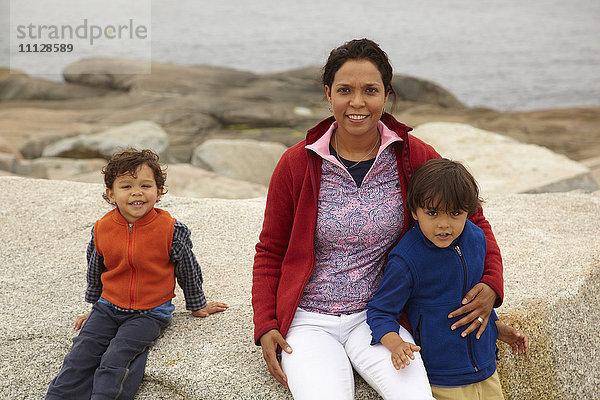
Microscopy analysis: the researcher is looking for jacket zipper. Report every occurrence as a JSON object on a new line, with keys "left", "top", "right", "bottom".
{"left": 455, "top": 245, "right": 479, "bottom": 372}
{"left": 128, "top": 223, "right": 136, "bottom": 308}
{"left": 416, "top": 315, "right": 423, "bottom": 346}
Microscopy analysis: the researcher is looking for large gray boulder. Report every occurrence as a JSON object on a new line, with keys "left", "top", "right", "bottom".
{"left": 3, "top": 158, "right": 267, "bottom": 199}
{"left": 13, "top": 157, "right": 106, "bottom": 180}
{"left": 410, "top": 122, "right": 598, "bottom": 194}
{"left": 63, "top": 58, "right": 257, "bottom": 95}
{"left": 0, "top": 138, "right": 22, "bottom": 172}
{"left": 0, "top": 107, "right": 99, "bottom": 159}
{"left": 0, "top": 152, "right": 18, "bottom": 172}
{"left": 392, "top": 75, "right": 465, "bottom": 109}
{"left": 1, "top": 176, "right": 598, "bottom": 399}
{"left": 61, "top": 60, "right": 465, "bottom": 111}
{"left": 210, "top": 102, "right": 307, "bottom": 128}
{"left": 191, "top": 139, "right": 287, "bottom": 186}
{"left": 483, "top": 191, "right": 600, "bottom": 399}
{"left": 582, "top": 156, "right": 600, "bottom": 186}
{"left": 0, "top": 74, "right": 111, "bottom": 101}
{"left": 395, "top": 106, "right": 600, "bottom": 163}
{"left": 207, "top": 127, "right": 306, "bottom": 149}
{"left": 165, "top": 163, "right": 267, "bottom": 199}
{"left": 42, "top": 121, "right": 169, "bottom": 160}
{"left": 18, "top": 129, "right": 89, "bottom": 160}
{"left": 4, "top": 58, "right": 598, "bottom": 171}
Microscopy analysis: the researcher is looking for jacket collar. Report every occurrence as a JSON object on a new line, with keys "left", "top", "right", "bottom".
{"left": 305, "top": 119, "right": 405, "bottom": 168}
{"left": 111, "top": 207, "right": 159, "bottom": 226}
{"left": 413, "top": 220, "right": 464, "bottom": 250}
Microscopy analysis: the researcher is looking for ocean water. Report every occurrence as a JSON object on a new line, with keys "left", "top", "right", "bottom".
{"left": 2, "top": 0, "right": 599, "bottom": 111}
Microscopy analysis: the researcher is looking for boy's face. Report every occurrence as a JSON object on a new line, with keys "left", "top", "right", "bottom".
{"left": 411, "top": 206, "right": 468, "bottom": 248}
{"left": 105, "top": 164, "right": 162, "bottom": 224}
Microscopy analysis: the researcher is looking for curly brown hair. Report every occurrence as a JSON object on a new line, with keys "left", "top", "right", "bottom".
{"left": 101, "top": 148, "right": 167, "bottom": 204}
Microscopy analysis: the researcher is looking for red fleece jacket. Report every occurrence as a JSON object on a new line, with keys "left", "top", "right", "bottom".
{"left": 252, "top": 114, "right": 504, "bottom": 345}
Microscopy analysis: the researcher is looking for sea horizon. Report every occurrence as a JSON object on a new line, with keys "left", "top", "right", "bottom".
{"left": 1, "top": 0, "right": 599, "bottom": 111}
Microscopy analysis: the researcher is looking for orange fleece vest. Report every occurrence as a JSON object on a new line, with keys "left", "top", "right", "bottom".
{"left": 94, "top": 208, "right": 176, "bottom": 310}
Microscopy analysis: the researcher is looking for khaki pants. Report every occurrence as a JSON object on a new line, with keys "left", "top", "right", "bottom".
{"left": 431, "top": 371, "right": 504, "bottom": 400}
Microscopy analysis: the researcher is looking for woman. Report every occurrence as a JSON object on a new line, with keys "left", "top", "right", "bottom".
{"left": 252, "top": 39, "right": 503, "bottom": 399}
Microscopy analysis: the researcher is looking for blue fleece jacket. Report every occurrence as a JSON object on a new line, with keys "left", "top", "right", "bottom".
{"left": 367, "top": 220, "right": 498, "bottom": 387}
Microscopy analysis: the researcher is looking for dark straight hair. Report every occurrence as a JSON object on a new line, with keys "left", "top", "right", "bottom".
{"left": 322, "top": 38, "right": 397, "bottom": 110}
{"left": 406, "top": 158, "right": 483, "bottom": 217}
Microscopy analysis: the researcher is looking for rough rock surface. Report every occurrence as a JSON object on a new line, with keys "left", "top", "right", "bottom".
{"left": 41, "top": 120, "right": 169, "bottom": 160}
{"left": 582, "top": 156, "right": 600, "bottom": 186}
{"left": 0, "top": 74, "right": 110, "bottom": 101}
{"left": 164, "top": 164, "right": 267, "bottom": 199}
{"left": 1, "top": 59, "right": 598, "bottom": 170}
{"left": 15, "top": 157, "right": 107, "bottom": 180}
{"left": 410, "top": 122, "right": 598, "bottom": 195}
{"left": 396, "top": 105, "right": 600, "bottom": 162}
{"left": 191, "top": 139, "right": 287, "bottom": 186}
{"left": 3, "top": 159, "right": 266, "bottom": 199}
{"left": 1, "top": 176, "right": 598, "bottom": 399}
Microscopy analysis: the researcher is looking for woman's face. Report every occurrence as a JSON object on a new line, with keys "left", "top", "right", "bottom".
{"left": 325, "top": 59, "right": 388, "bottom": 139}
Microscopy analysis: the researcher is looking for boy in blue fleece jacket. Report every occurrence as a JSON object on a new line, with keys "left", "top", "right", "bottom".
{"left": 367, "top": 158, "right": 527, "bottom": 400}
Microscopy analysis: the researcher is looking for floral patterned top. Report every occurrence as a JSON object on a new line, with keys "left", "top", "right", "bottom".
{"left": 299, "top": 121, "right": 405, "bottom": 315}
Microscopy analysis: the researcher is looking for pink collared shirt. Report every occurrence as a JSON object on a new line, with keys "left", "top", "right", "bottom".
{"left": 299, "top": 121, "right": 405, "bottom": 315}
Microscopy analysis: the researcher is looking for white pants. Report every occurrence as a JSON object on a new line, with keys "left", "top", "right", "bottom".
{"left": 281, "top": 308, "right": 434, "bottom": 400}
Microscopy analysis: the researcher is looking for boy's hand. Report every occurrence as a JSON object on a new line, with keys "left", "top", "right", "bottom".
{"left": 74, "top": 312, "right": 90, "bottom": 331}
{"left": 380, "top": 331, "right": 421, "bottom": 370}
{"left": 390, "top": 341, "right": 421, "bottom": 370}
{"left": 192, "top": 302, "right": 229, "bottom": 317}
{"left": 448, "top": 282, "right": 496, "bottom": 339}
{"left": 496, "top": 320, "right": 529, "bottom": 355}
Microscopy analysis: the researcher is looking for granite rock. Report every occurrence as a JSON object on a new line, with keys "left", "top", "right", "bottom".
{"left": 1, "top": 176, "right": 598, "bottom": 399}
{"left": 16, "top": 157, "right": 106, "bottom": 181}
{"left": 410, "top": 122, "right": 598, "bottom": 195}
{"left": 42, "top": 121, "right": 169, "bottom": 160}
{"left": 191, "top": 139, "right": 287, "bottom": 186}
{"left": 2, "top": 59, "right": 599, "bottom": 170}
{"left": 165, "top": 163, "right": 267, "bottom": 199}
{"left": 396, "top": 105, "right": 600, "bottom": 162}
{"left": 0, "top": 74, "right": 110, "bottom": 101}
{"left": 392, "top": 75, "right": 465, "bottom": 109}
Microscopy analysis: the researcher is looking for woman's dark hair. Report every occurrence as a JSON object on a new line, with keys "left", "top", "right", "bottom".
{"left": 101, "top": 148, "right": 167, "bottom": 204}
{"left": 406, "top": 158, "right": 483, "bottom": 217}
{"left": 322, "top": 38, "right": 397, "bottom": 109}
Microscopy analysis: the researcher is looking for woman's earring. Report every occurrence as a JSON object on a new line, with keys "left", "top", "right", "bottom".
{"left": 328, "top": 104, "right": 333, "bottom": 114}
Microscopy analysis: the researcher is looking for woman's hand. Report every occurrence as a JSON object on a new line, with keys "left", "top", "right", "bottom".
{"left": 448, "top": 283, "right": 497, "bottom": 339}
{"left": 192, "top": 302, "right": 229, "bottom": 317}
{"left": 259, "top": 329, "right": 293, "bottom": 387}
{"left": 74, "top": 312, "right": 90, "bottom": 331}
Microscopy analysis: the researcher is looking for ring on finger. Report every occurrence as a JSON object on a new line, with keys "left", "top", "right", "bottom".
{"left": 477, "top": 317, "right": 484, "bottom": 324}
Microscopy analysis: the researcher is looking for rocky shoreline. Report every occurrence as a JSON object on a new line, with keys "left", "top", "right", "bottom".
{"left": 2, "top": 58, "right": 600, "bottom": 399}
{"left": 1, "top": 58, "right": 599, "bottom": 198}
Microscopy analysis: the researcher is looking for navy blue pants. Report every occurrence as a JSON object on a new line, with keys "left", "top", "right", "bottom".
{"left": 46, "top": 302, "right": 170, "bottom": 400}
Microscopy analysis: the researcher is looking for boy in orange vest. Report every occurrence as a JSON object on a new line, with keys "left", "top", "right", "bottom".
{"left": 46, "top": 148, "right": 228, "bottom": 400}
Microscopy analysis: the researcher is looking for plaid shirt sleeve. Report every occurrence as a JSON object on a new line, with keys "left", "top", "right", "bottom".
{"left": 172, "top": 221, "right": 207, "bottom": 311}
{"left": 85, "top": 226, "right": 105, "bottom": 304}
